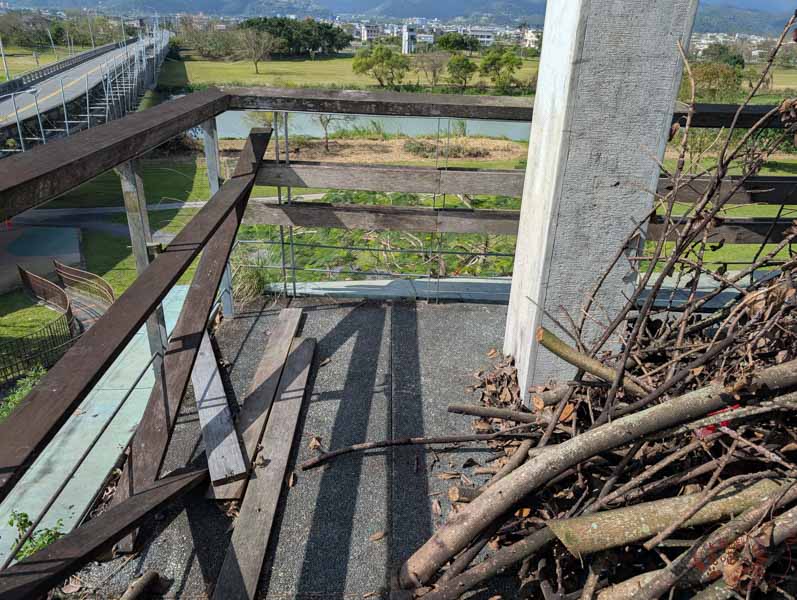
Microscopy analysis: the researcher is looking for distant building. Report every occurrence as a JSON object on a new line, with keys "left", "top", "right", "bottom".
{"left": 466, "top": 27, "right": 497, "bottom": 47}
{"left": 523, "top": 29, "right": 542, "bottom": 49}
{"left": 402, "top": 24, "right": 417, "bottom": 54}
{"left": 417, "top": 32, "right": 435, "bottom": 45}
{"left": 361, "top": 23, "right": 384, "bottom": 43}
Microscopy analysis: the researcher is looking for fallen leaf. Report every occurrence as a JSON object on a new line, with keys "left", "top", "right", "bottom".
{"left": 488, "top": 596, "right": 503, "bottom": 600}
{"left": 722, "top": 557, "right": 744, "bottom": 589}
{"left": 369, "top": 530, "right": 386, "bottom": 542}
{"left": 288, "top": 472, "right": 296, "bottom": 488}
{"left": 432, "top": 499, "right": 442, "bottom": 515}
{"left": 487, "top": 348, "right": 498, "bottom": 358}
{"left": 515, "top": 507, "right": 532, "bottom": 518}
{"left": 320, "top": 357, "right": 332, "bottom": 367}
{"left": 363, "top": 593, "right": 379, "bottom": 599}
{"left": 437, "top": 471, "right": 461, "bottom": 480}
{"left": 61, "top": 577, "right": 82, "bottom": 594}
{"left": 309, "top": 436, "right": 323, "bottom": 451}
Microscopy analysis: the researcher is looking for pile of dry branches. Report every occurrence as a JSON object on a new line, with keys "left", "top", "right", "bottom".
{"left": 302, "top": 15, "right": 797, "bottom": 600}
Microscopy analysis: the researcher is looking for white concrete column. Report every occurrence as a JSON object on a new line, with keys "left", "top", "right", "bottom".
{"left": 504, "top": 0, "right": 699, "bottom": 399}
{"left": 116, "top": 160, "right": 169, "bottom": 356}
{"left": 200, "top": 117, "right": 235, "bottom": 317}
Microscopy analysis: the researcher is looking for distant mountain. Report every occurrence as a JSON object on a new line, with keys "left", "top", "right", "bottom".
{"left": 11, "top": 0, "right": 793, "bottom": 36}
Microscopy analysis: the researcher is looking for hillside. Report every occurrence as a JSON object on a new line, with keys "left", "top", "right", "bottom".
{"left": 12, "top": 0, "right": 793, "bottom": 35}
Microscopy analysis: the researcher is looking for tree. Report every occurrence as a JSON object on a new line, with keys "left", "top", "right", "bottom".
{"left": 479, "top": 47, "right": 522, "bottom": 92}
{"left": 414, "top": 51, "right": 450, "bottom": 88}
{"left": 447, "top": 54, "right": 477, "bottom": 90}
{"left": 703, "top": 42, "right": 745, "bottom": 69}
{"left": 314, "top": 114, "right": 353, "bottom": 151}
{"left": 236, "top": 28, "right": 283, "bottom": 74}
{"left": 681, "top": 62, "right": 741, "bottom": 102}
{"left": 436, "top": 32, "right": 469, "bottom": 53}
{"left": 241, "top": 17, "right": 351, "bottom": 58}
{"left": 352, "top": 45, "right": 410, "bottom": 89}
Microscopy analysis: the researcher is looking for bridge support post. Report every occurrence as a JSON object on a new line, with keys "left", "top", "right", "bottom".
{"left": 504, "top": 0, "right": 698, "bottom": 400}
{"left": 200, "top": 117, "right": 235, "bottom": 317}
{"left": 115, "top": 159, "right": 169, "bottom": 357}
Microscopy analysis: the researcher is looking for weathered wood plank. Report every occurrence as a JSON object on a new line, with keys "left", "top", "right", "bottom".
{"left": 112, "top": 129, "right": 271, "bottom": 551}
{"left": 648, "top": 217, "right": 794, "bottom": 244}
{"left": 245, "top": 200, "right": 520, "bottom": 235}
{"left": 247, "top": 198, "right": 793, "bottom": 245}
{"left": 0, "top": 142, "right": 266, "bottom": 503}
{"left": 0, "top": 89, "right": 230, "bottom": 220}
{"left": 256, "top": 162, "right": 797, "bottom": 205}
{"left": 225, "top": 86, "right": 534, "bottom": 121}
{"left": 212, "top": 338, "right": 315, "bottom": 600}
{"left": 192, "top": 332, "right": 247, "bottom": 484}
{"left": 0, "top": 469, "right": 207, "bottom": 600}
{"left": 210, "top": 308, "right": 303, "bottom": 500}
{"left": 255, "top": 161, "right": 526, "bottom": 197}
{"left": 674, "top": 102, "right": 781, "bottom": 130}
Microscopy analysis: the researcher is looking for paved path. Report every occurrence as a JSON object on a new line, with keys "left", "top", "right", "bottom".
{"left": 0, "top": 39, "right": 150, "bottom": 130}
{"left": 0, "top": 285, "right": 189, "bottom": 566}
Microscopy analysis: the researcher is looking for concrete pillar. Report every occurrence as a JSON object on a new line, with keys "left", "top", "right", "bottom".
{"left": 115, "top": 160, "right": 169, "bottom": 356}
{"left": 504, "top": 0, "right": 699, "bottom": 399}
{"left": 200, "top": 118, "right": 235, "bottom": 317}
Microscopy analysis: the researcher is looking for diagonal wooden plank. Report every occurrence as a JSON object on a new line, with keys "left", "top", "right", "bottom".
{"left": 0, "top": 131, "right": 266, "bottom": 503}
{"left": 192, "top": 332, "right": 247, "bottom": 484}
{"left": 209, "top": 308, "right": 303, "bottom": 500}
{"left": 212, "top": 338, "right": 315, "bottom": 600}
{"left": 0, "top": 469, "right": 207, "bottom": 600}
{"left": 112, "top": 128, "right": 272, "bottom": 551}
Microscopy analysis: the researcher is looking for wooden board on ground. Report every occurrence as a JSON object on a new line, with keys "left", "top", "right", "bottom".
{"left": 209, "top": 307, "right": 303, "bottom": 500}
{"left": 0, "top": 469, "right": 207, "bottom": 600}
{"left": 212, "top": 337, "right": 315, "bottom": 600}
{"left": 192, "top": 332, "right": 247, "bottom": 484}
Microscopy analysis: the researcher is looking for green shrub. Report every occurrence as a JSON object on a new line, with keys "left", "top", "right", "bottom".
{"left": 0, "top": 366, "right": 45, "bottom": 423}
{"left": 403, "top": 139, "right": 490, "bottom": 159}
{"left": 8, "top": 511, "right": 64, "bottom": 560}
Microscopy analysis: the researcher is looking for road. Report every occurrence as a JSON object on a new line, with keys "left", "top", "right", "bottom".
{"left": 0, "top": 39, "right": 150, "bottom": 130}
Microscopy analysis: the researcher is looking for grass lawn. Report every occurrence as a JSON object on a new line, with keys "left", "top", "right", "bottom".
{"left": 159, "top": 51, "right": 539, "bottom": 90}
{"left": 0, "top": 291, "right": 61, "bottom": 347}
{"left": 770, "top": 66, "right": 797, "bottom": 91}
{"left": 1, "top": 45, "right": 91, "bottom": 81}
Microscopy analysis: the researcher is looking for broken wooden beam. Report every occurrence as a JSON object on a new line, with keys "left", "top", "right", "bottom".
{"left": 192, "top": 332, "right": 247, "bottom": 484}
{"left": 209, "top": 307, "right": 303, "bottom": 500}
{"left": 0, "top": 469, "right": 207, "bottom": 600}
{"left": 213, "top": 337, "right": 316, "bottom": 600}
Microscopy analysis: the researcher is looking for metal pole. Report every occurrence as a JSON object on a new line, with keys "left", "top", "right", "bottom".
{"left": 103, "top": 63, "right": 110, "bottom": 121}
{"left": 87, "top": 16, "right": 96, "bottom": 49}
{"left": 10, "top": 93, "right": 26, "bottom": 152}
{"left": 60, "top": 78, "right": 70, "bottom": 136}
{"left": 0, "top": 35, "right": 10, "bottom": 81}
{"left": 46, "top": 27, "right": 58, "bottom": 61}
{"left": 32, "top": 92, "right": 45, "bottom": 144}
{"left": 273, "top": 112, "right": 288, "bottom": 296}
{"left": 284, "top": 112, "right": 297, "bottom": 297}
{"left": 85, "top": 73, "right": 91, "bottom": 127}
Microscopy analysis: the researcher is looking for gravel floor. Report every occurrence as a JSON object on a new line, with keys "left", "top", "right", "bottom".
{"left": 76, "top": 297, "right": 516, "bottom": 599}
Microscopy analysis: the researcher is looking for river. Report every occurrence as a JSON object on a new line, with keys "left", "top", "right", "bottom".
{"left": 214, "top": 110, "right": 532, "bottom": 142}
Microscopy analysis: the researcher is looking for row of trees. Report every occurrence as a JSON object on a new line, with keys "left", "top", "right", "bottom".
{"left": 352, "top": 45, "right": 533, "bottom": 94}
{"left": 0, "top": 11, "right": 135, "bottom": 50}
{"left": 180, "top": 16, "right": 351, "bottom": 70}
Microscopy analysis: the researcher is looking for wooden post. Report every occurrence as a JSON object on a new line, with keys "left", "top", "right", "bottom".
{"left": 200, "top": 118, "right": 235, "bottom": 317}
{"left": 115, "top": 160, "right": 169, "bottom": 356}
{"left": 504, "top": 0, "right": 699, "bottom": 399}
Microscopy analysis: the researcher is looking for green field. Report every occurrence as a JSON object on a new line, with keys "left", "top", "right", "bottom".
{"left": 0, "top": 45, "right": 91, "bottom": 81}
{"left": 0, "top": 292, "right": 60, "bottom": 348}
{"left": 159, "top": 51, "right": 539, "bottom": 90}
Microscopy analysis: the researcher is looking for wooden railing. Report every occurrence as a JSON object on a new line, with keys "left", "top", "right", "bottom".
{"left": 0, "top": 88, "right": 793, "bottom": 597}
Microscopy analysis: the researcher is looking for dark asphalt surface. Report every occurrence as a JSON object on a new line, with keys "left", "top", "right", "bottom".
{"left": 77, "top": 298, "right": 517, "bottom": 599}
